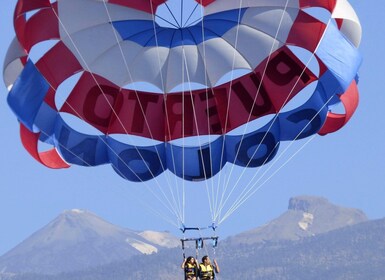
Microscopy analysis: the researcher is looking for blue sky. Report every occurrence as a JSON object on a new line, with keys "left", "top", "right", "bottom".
{"left": 1, "top": 1, "right": 385, "bottom": 256}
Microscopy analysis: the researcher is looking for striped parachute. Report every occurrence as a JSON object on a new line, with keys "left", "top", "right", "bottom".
{"left": 4, "top": 0, "right": 362, "bottom": 184}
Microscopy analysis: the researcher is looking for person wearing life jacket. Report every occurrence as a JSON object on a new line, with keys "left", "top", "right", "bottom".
{"left": 198, "top": 256, "right": 220, "bottom": 280}
{"left": 181, "top": 256, "right": 198, "bottom": 280}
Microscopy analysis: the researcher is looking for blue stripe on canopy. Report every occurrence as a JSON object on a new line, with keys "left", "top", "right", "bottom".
{"left": 112, "top": 9, "right": 247, "bottom": 48}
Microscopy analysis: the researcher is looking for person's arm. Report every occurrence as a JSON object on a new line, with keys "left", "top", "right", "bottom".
{"left": 181, "top": 259, "right": 186, "bottom": 269}
{"left": 194, "top": 264, "right": 199, "bottom": 277}
{"left": 213, "top": 259, "right": 220, "bottom": 273}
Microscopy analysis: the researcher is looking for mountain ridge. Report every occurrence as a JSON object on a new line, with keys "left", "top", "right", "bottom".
{"left": 0, "top": 195, "right": 375, "bottom": 277}
{"left": 0, "top": 209, "right": 179, "bottom": 274}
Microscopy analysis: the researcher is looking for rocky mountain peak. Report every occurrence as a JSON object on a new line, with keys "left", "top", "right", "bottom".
{"left": 227, "top": 195, "right": 368, "bottom": 245}
{"left": 288, "top": 196, "right": 329, "bottom": 212}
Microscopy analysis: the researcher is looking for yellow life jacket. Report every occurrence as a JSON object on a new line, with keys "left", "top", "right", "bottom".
{"left": 185, "top": 263, "right": 197, "bottom": 278}
{"left": 199, "top": 263, "right": 215, "bottom": 279}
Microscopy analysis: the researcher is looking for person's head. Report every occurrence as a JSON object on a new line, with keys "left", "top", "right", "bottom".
{"left": 186, "top": 256, "right": 196, "bottom": 264}
{"left": 202, "top": 255, "right": 211, "bottom": 265}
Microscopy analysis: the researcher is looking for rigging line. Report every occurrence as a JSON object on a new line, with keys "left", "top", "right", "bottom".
{"left": 181, "top": 44, "right": 215, "bottom": 222}
{"left": 216, "top": 0, "right": 289, "bottom": 217}
{"left": 185, "top": 16, "right": 203, "bottom": 28}
{"left": 183, "top": 23, "right": 220, "bottom": 223}
{"left": 102, "top": 1, "right": 185, "bottom": 222}
{"left": 212, "top": 2, "right": 254, "bottom": 222}
{"left": 34, "top": 124, "right": 180, "bottom": 228}
{"left": 107, "top": 165, "right": 181, "bottom": 228}
{"left": 213, "top": 0, "right": 246, "bottom": 222}
{"left": 178, "top": 40, "right": 217, "bottom": 223}
{"left": 148, "top": 1, "right": 186, "bottom": 223}
{"left": 21, "top": 46, "right": 175, "bottom": 220}
{"left": 181, "top": 0, "right": 184, "bottom": 29}
{"left": 182, "top": 45, "right": 186, "bottom": 223}
{"left": 213, "top": 142, "right": 281, "bottom": 222}
{"left": 183, "top": 3, "right": 199, "bottom": 27}
{"left": 30, "top": 64, "right": 181, "bottom": 224}
{"left": 219, "top": 90, "right": 338, "bottom": 223}
{"left": 102, "top": 2, "right": 183, "bottom": 223}
{"left": 215, "top": 141, "right": 280, "bottom": 221}
{"left": 155, "top": 14, "right": 180, "bottom": 29}
{"left": 216, "top": 0, "right": 291, "bottom": 219}
{"left": 165, "top": 1, "right": 181, "bottom": 28}
{"left": 54, "top": 100, "right": 183, "bottom": 223}
{"left": 215, "top": 164, "right": 229, "bottom": 224}
{"left": 51, "top": 6, "right": 183, "bottom": 224}
{"left": 225, "top": 89, "right": 337, "bottom": 214}
{"left": 219, "top": 134, "right": 317, "bottom": 224}
{"left": 199, "top": 228, "right": 210, "bottom": 259}
{"left": 207, "top": 2, "right": 246, "bottom": 214}
{"left": 195, "top": 3, "right": 217, "bottom": 224}
{"left": 217, "top": 15, "right": 333, "bottom": 219}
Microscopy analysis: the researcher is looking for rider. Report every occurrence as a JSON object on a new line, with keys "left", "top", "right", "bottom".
{"left": 198, "top": 255, "right": 220, "bottom": 280}
{"left": 181, "top": 256, "right": 198, "bottom": 280}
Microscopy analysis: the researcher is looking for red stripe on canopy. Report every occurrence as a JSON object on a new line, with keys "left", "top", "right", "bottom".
{"left": 108, "top": 0, "right": 167, "bottom": 13}
{"left": 61, "top": 47, "right": 316, "bottom": 141}
{"left": 299, "top": 0, "right": 337, "bottom": 12}
{"left": 20, "top": 124, "right": 70, "bottom": 169}
{"left": 318, "top": 80, "right": 359, "bottom": 135}
{"left": 196, "top": 0, "right": 216, "bottom": 6}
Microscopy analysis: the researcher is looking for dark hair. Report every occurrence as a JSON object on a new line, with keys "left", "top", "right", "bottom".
{"left": 202, "top": 255, "right": 209, "bottom": 263}
{"left": 186, "top": 256, "right": 195, "bottom": 264}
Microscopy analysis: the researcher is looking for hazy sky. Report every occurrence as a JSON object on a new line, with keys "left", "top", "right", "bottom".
{"left": 1, "top": 0, "right": 384, "bottom": 256}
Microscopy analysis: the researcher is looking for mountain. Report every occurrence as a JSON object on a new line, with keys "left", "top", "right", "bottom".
{"left": 0, "top": 196, "right": 380, "bottom": 279}
{"left": 226, "top": 196, "right": 367, "bottom": 245}
{"left": 6, "top": 217, "right": 385, "bottom": 280}
{"left": 0, "top": 209, "right": 179, "bottom": 275}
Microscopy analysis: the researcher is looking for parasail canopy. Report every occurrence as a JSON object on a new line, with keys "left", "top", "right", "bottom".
{"left": 3, "top": 0, "right": 362, "bottom": 228}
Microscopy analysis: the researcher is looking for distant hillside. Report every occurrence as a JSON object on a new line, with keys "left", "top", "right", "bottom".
{"left": 0, "top": 209, "right": 179, "bottom": 275}
{"left": 219, "top": 218, "right": 385, "bottom": 280}
{"left": 1, "top": 196, "right": 383, "bottom": 280}
{"left": 5, "top": 217, "right": 385, "bottom": 280}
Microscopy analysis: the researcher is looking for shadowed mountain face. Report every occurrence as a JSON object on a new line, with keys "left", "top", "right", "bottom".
{"left": 226, "top": 196, "right": 367, "bottom": 245}
{"left": 0, "top": 209, "right": 179, "bottom": 274}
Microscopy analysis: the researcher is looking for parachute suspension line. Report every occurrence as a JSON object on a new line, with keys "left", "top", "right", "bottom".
{"left": 32, "top": 72, "right": 181, "bottom": 227}
{"left": 164, "top": 1, "right": 181, "bottom": 28}
{"left": 181, "top": 46, "right": 215, "bottom": 222}
{"left": 33, "top": 124, "right": 180, "bottom": 228}
{"left": 182, "top": 48, "right": 186, "bottom": 224}
{"left": 148, "top": 1, "right": 188, "bottom": 224}
{"left": 219, "top": 88, "right": 338, "bottom": 223}
{"left": 219, "top": 135, "right": 317, "bottom": 224}
{"left": 213, "top": 0, "right": 246, "bottom": 226}
{"left": 148, "top": 0, "right": 188, "bottom": 226}
{"left": 214, "top": 0, "right": 290, "bottom": 222}
{"left": 181, "top": 0, "right": 184, "bottom": 29}
{"left": 157, "top": 1, "right": 220, "bottom": 224}
{"left": 184, "top": 3, "right": 199, "bottom": 27}
{"left": 155, "top": 15, "right": 180, "bottom": 29}
{"left": 51, "top": 5, "right": 184, "bottom": 227}
{"left": 102, "top": 1, "right": 185, "bottom": 225}
{"left": 195, "top": 3, "right": 218, "bottom": 225}
{"left": 215, "top": 141, "right": 280, "bottom": 220}
{"left": 214, "top": 0, "right": 299, "bottom": 221}
{"left": 218, "top": 19, "right": 336, "bottom": 225}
